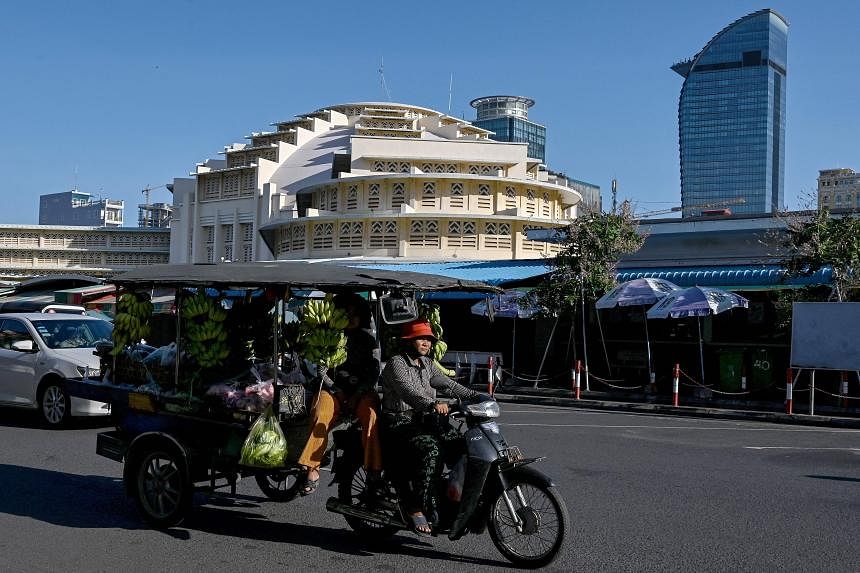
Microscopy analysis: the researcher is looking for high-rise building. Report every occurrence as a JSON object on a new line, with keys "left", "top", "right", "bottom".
{"left": 39, "top": 190, "right": 124, "bottom": 227}
{"left": 672, "top": 9, "right": 788, "bottom": 217}
{"left": 470, "top": 96, "right": 546, "bottom": 162}
{"left": 818, "top": 168, "right": 860, "bottom": 210}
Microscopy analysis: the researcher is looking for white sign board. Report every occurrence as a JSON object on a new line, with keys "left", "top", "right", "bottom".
{"left": 790, "top": 302, "right": 860, "bottom": 370}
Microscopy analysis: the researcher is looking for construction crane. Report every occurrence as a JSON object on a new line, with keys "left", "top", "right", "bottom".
{"left": 139, "top": 184, "right": 174, "bottom": 228}
{"left": 635, "top": 197, "right": 746, "bottom": 219}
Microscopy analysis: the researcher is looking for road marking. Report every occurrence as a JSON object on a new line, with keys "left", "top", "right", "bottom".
{"left": 744, "top": 446, "right": 860, "bottom": 451}
{"left": 500, "top": 423, "right": 860, "bottom": 433}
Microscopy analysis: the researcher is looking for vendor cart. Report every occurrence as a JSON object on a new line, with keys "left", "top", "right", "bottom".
{"left": 67, "top": 261, "right": 498, "bottom": 527}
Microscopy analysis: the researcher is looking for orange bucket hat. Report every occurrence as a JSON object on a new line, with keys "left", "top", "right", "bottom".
{"left": 400, "top": 319, "right": 437, "bottom": 341}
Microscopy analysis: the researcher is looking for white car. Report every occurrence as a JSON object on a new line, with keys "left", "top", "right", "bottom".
{"left": 0, "top": 313, "right": 112, "bottom": 426}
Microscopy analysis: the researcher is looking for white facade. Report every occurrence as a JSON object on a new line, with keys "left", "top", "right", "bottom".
{"left": 0, "top": 225, "right": 170, "bottom": 281}
{"left": 170, "top": 102, "right": 582, "bottom": 264}
{"left": 818, "top": 168, "right": 860, "bottom": 210}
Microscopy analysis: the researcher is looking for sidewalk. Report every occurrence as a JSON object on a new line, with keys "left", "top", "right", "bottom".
{"left": 477, "top": 385, "right": 860, "bottom": 429}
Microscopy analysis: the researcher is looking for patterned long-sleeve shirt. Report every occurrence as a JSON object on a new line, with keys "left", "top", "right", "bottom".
{"left": 381, "top": 352, "right": 477, "bottom": 415}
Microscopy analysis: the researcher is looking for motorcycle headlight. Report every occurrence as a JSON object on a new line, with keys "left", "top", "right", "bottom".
{"left": 465, "top": 400, "right": 500, "bottom": 418}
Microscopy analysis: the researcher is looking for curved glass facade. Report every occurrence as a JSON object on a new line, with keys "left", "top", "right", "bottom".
{"left": 673, "top": 10, "right": 788, "bottom": 216}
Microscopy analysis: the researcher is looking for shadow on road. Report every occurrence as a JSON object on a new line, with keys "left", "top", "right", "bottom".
{"left": 0, "top": 463, "right": 512, "bottom": 567}
{"left": 188, "top": 504, "right": 513, "bottom": 568}
{"left": 0, "top": 463, "right": 142, "bottom": 529}
{"left": 0, "top": 408, "right": 113, "bottom": 430}
{"left": 806, "top": 474, "right": 860, "bottom": 483}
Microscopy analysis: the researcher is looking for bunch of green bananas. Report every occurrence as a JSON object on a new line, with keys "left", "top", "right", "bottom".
{"left": 299, "top": 296, "right": 349, "bottom": 369}
{"left": 111, "top": 292, "right": 153, "bottom": 355}
{"left": 419, "top": 303, "right": 454, "bottom": 376}
{"left": 181, "top": 293, "right": 230, "bottom": 368}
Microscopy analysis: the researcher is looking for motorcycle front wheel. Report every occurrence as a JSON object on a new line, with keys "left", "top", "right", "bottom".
{"left": 337, "top": 465, "right": 400, "bottom": 539}
{"left": 487, "top": 472, "right": 569, "bottom": 568}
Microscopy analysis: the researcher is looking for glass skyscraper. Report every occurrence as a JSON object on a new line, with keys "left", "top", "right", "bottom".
{"left": 470, "top": 95, "right": 546, "bottom": 162}
{"left": 672, "top": 9, "right": 788, "bottom": 217}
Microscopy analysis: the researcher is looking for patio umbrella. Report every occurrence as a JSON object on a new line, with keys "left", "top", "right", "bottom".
{"left": 646, "top": 286, "right": 749, "bottom": 385}
{"left": 471, "top": 290, "right": 538, "bottom": 384}
{"left": 595, "top": 278, "right": 681, "bottom": 384}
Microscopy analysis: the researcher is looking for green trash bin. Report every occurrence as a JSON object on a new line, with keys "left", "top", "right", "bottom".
{"left": 718, "top": 350, "right": 745, "bottom": 391}
{"left": 749, "top": 348, "right": 774, "bottom": 390}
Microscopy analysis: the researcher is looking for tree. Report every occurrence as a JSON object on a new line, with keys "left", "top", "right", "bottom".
{"left": 530, "top": 202, "right": 645, "bottom": 315}
{"left": 781, "top": 207, "right": 860, "bottom": 302}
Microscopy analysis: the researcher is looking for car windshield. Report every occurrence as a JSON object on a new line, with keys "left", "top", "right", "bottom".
{"left": 31, "top": 319, "right": 114, "bottom": 349}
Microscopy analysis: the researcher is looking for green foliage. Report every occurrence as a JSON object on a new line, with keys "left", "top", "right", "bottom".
{"left": 781, "top": 208, "right": 860, "bottom": 302}
{"left": 530, "top": 205, "right": 644, "bottom": 316}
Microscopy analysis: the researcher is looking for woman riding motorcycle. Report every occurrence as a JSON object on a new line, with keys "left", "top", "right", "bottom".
{"left": 380, "top": 318, "right": 478, "bottom": 536}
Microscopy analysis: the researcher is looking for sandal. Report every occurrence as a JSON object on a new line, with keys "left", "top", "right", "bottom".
{"left": 408, "top": 513, "right": 433, "bottom": 537}
{"left": 300, "top": 476, "right": 319, "bottom": 496}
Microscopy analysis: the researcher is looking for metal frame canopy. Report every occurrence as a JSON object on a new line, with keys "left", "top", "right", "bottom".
{"left": 112, "top": 262, "right": 501, "bottom": 293}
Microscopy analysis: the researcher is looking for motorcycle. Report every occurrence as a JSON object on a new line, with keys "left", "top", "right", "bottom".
{"left": 325, "top": 395, "right": 569, "bottom": 569}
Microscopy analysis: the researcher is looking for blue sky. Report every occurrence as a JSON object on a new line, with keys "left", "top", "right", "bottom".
{"left": 1, "top": 0, "right": 857, "bottom": 224}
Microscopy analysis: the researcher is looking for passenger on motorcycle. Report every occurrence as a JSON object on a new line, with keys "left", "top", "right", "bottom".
{"left": 380, "top": 318, "right": 478, "bottom": 536}
{"left": 298, "top": 293, "right": 382, "bottom": 495}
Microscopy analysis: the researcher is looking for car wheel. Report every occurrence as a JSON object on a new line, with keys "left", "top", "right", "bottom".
{"left": 39, "top": 381, "right": 70, "bottom": 427}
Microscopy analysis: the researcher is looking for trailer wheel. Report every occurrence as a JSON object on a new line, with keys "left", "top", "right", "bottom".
{"left": 132, "top": 446, "right": 192, "bottom": 527}
{"left": 255, "top": 469, "right": 302, "bottom": 502}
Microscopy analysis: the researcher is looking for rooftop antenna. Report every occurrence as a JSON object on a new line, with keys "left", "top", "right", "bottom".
{"left": 378, "top": 57, "right": 392, "bottom": 101}
{"left": 611, "top": 178, "right": 618, "bottom": 214}
{"left": 447, "top": 72, "right": 454, "bottom": 114}
{"left": 73, "top": 165, "right": 78, "bottom": 192}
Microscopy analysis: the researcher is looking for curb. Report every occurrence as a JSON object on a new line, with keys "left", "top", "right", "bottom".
{"left": 488, "top": 392, "right": 860, "bottom": 429}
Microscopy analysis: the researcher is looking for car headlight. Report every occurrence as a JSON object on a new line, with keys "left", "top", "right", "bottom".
{"left": 465, "top": 400, "right": 500, "bottom": 418}
{"left": 75, "top": 366, "right": 99, "bottom": 378}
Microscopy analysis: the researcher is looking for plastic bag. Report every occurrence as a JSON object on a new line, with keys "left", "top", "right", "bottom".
{"left": 446, "top": 456, "right": 466, "bottom": 502}
{"left": 239, "top": 405, "right": 288, "bottom": 468}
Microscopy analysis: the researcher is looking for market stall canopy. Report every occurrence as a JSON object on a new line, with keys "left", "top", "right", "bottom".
{"left": 112, "top": 262, "right": 501, "bottom": 293}
{"left": 595, "top": 278, "right": 680, "bottom": 309}
{"left": 646, "top": 286, "right": 749, "bottom": 319}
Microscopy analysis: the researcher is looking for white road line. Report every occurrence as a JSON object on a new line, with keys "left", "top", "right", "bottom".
{"left": 500, "top": 423, "right": 860, "bottom": 433}
{"left": 744, "top": 446, "right": 860, "bottom": 451}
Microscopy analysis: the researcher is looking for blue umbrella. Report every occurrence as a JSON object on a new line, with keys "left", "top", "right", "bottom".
{"left": 471, "top": 290, "right": 538, "bottom": 384}
{"left": 595, "top": 278, "right": 682, "bottom": 385}
{"left": 647, "top": 286, "right": 749, "bottom": 385}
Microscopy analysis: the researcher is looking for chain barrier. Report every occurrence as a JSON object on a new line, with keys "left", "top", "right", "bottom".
{"left": 811, "top": 386, "right": 860, "bottom": 400}
{"left": 677, "top": 367, "right": 780, "bottom": 397}
{"left": 588, "top": 371, "right": 645, "bottom": 390}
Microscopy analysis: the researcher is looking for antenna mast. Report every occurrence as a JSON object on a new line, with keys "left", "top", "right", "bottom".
{"left": 378, "top": 57, "right": 392, "bottom": 101}
{"left": 447, "top": 72, "right": 454, "bottom": 114}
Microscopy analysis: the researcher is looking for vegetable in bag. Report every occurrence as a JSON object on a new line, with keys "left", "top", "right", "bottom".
{"left": 239, "top": 406, "right": 288, "bottom": 468}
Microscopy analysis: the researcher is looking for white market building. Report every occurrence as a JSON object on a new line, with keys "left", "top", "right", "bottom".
{"left": 169, "top": 102, "right": 583, "bottom": 264}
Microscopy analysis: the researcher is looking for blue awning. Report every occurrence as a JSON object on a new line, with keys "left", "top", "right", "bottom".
{"left": 615, "top": 265, "right": 833, "bottom": 289}
{"left": 348, "top": 259, "right": 553, "bottom": 286}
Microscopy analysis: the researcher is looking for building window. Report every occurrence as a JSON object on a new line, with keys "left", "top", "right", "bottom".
{"left": 312, "top": 222, "right": 334, "bottom": 250}
{"left": 242, "top": 169, "right": 256, "bottom": 195}
{"left": 368, "top": 183, "right": 381, "bottom": 209}
{"left": 421, "top": 182, "right": 437, "bottom": 208}
{"left": 346, "top": 185, "right": 359, "bottom": 210}
{"left": 409, "top": 219, "right": 439, "bottom": 248}
{"left": 338, "top": 221, "right": 364, "bottom": 249}
{"left": 203, "top": 226, "right": 215, "bottom": 262}
{"left": 223, "top": 173, "right": 240, "bottom": 198}
{"left": 447, "top": 220, "right": 477, "bottom": 248}
{"left": 483, "top": 222, "right": 511, "bottom": 249}
{"left": 292, "top": 224, "right": 306, "bottom": 251}
{"left": 476, "top": 184, "right": 492, "bottom": 210}
{"left": 239, "top": 223, "right": 254, "bottom": 261}
{"left": 372, "top": 161, "right": 385, "bottom": 172}
{"left": 521, "top": 225, "right": 545, "bottom": 252}
{"left": 505, "top": 186, "right": 517, "bottom": 210}
{"left": 368, "top": 220, "right": 397, "bottom": 248}
{"left": 222, "top": 224, "right": 233, "bottom": 261}
{"left": 203, "top": 176, "right": 220, "bottom": 201}
{"left": 391, "top": 182, "right": 406, "bottom": 208}
{"left": 449, "top": 182, "right": 464, "bottom": 209}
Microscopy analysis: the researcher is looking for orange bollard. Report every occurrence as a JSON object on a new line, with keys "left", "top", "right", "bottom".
{"left": 487, "top": 356, "right": 495, "bottom": 396}
{"left": 785, "top": 368, "right": 793, "bottom": 415}
{"left": 574, "top": 360, "right": 582, "bottom": 400}
{"left": 672, "top": 363, "right": 680, "bottom": 407}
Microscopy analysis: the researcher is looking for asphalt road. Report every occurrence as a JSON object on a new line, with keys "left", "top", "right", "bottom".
{"left": 0, "top": 405, "right": 858, "bottom": 572}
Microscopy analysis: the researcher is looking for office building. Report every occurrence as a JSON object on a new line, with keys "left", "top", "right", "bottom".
{"left": 0, "top": 224, "right": 169, "bottom": 281}
{"left": 818, "top": 168, "right": 860, "bottom": 210}
{"left": 169, "top": 101, "right": 585, "bottom": 264}
{"left": 672, "top": 9, "right": 788, "bottom": 217}
{"left": 39, "top": 190, "right": 124, "bottom": 227}
{"left": 470, "top": 96, "right": 546, "bottom": 162}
